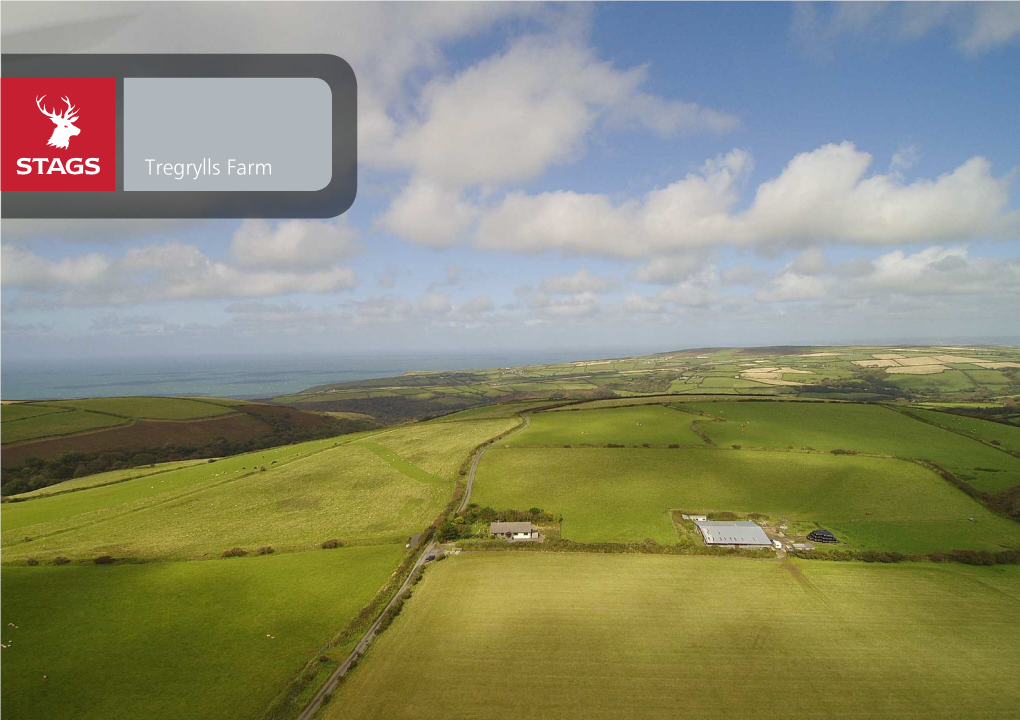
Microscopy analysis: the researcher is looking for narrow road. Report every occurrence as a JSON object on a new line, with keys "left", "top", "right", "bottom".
{"left": 297, "top": 411, "right": 532, "bottom": 720}
{"left": 459, "top": 412, "right": 531, "bottom": 513}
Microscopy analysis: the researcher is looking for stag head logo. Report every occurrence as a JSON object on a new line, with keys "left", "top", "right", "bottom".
{"left": 36, "top": 95, "right": 81, "bottom": 149}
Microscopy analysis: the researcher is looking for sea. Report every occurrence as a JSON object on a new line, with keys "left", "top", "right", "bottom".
{"left": 0, "top": 350, "right": 616, "bottom": 401}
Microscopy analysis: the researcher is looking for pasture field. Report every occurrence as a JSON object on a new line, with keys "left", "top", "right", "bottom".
{"left": 2, "top": 443, "right": 445, "bottom": 561}
{"left": 328, "top": 553, "right": 1020, "bottom": 720}
{"left": 1, "top": 409, "right": 127, "bottom": 444}
{"left": 8, "top": 459, "right": 209, "bottom": 499}
{"left": 0, "top": 544, "right": 404, "bottom": 720}
{"left": 507, "top": 405, "right": 706, "bottom": 447}
{"left": 472, "top": 447, "right": 1019, "bottom": 552}
{"left": 908, "top": 408, "right": 1020, "bottom": 452}
{"left": 367, "top": 417, "right": 519, "bottom": 481}
{"left": 3, "top": 417, "right": 513, "bottom": 562}
{"left": 1, "top": 437, "right": 344, "bottom": 538}
{"left": 682, "top": 401, "right": 1020, "bottom": 493}
{"left": 0, "top": 403, "right": 65, "bottom": 423}
{"left": 56, "top": 397, "right": 238, "bottom": 420}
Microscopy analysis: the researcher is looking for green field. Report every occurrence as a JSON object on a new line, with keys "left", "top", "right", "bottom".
{"left": 368, "top": 417, "right": 519, "bottom": 481}
{"left": 1, "top": 409, "right": 128, "bottom": 444}
{"left": 328, "top": 553, "right": 1020, "bottom": 720}
{"left": 0, "top": 397, "right": 240, "bottom": 445}
{"left": 0, "top": 403, "right": 65, "bottom": 423}
{"left": 3, "top": 442, "right": 446, "bottom": 562}
{"left": 0, "top": 545, "right": 404, "bottom": 720}
{"left": 56, "top": 397, "right": 238, "bottom": 420}
{"left": 1, "top": 438, "right": 343, "bottom": 539}
{"left": 7, "top": 459, "right": 210, "bottom": 499}
{"left": 507, "top": 405, "right": 706, "bottom": 447}
{"left": 682, "top": 401, "right": 1020, "bottom": 493}
{"left": 473, "top": 447, "right": 1019, "bottom": 552}
{"left": 909, "top": 408, "right": 1020, "bottom": 452}
{"left": 3, "top": 418, "right": 513, "bottom": 563}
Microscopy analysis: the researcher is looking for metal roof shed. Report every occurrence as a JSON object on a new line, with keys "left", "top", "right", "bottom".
{"left": 693, "top": 520, "right": 771, "bottom": 547}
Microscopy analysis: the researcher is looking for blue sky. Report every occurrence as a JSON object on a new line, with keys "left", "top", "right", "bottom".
{"left": 2, "top": 2, "right": 1019, "bottom": 360}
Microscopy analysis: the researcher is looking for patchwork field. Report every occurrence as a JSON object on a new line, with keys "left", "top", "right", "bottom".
{"left": 0, "top": 545, "right": 404, "bottom": 720}
{"left": 328, "top": 553, "right": 1020, "bottom": 720}
{"left": 473, "top": 447, "right": 1019, "bottom": 552}
{"left": 681, "top": 401, "right": 1020, "bottom": 493}
{"left": 505, "top": 405, "right": 706, "bottom": 447}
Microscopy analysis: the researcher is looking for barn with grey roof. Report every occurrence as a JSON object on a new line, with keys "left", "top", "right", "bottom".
{"left": 693, "top": 520, "right": 771, "bottom": 547}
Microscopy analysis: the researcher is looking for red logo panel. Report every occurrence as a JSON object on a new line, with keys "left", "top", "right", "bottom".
{"left": 1, "top": 77, "right": 116, "bottom": 191}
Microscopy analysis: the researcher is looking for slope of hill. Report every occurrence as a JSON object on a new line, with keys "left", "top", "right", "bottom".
{"left": 0, "top": 397, "right": 377, "bottom": 495}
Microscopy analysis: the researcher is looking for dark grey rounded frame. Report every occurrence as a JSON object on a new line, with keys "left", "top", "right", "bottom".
{"left": 1, "top": 54, "right": 357, "bottom": 219}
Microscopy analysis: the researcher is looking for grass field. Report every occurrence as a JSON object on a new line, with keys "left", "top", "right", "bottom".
{"left": 3, "top": 417, "right": 514, "bottom": 562}
{"left": 56, "top": 397, "right": 238, "bottom": 420}
{"left": 1, "top": 409, "right": 128, "bottom": 444}
{"left": 328, "top": 553, "right": 1020, "bottom": 720}
{"left": 0, "top": 403, "right": 65, "bottom": 423}
{"left": 1, "top": 437, "right": 343, "bottom": 538}
{"left": 472, "top": 447, "right": 1019, "bottom": 552}
{"left": 0, "top": 545, "right": 404, "bottom": 720}
{"left": 507, "top": 405, "right": 706, "bottom": 447}
{"left": 909, "top": 408, "right": 1020, "bottom": 452}
{"left": 7, "top": 459, "right": 210, "bottom": 499}
{"left": 2, "top": 442, "right": 447, "bottom": 561}
{"left": 367, "top": 417, "right": 519, "bottom": 481}
{"left": 682, "top": 401, "right": 1020, "bottom": 493}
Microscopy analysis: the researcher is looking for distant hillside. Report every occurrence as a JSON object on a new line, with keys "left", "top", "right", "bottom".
{"left": 0, "top": 396, "right": 377, "bottom": 495}
{"left": 272, "top": 345, "right": 1020, "bottom": 424}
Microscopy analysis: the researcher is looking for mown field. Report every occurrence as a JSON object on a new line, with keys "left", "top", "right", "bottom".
{"left": 0, "top": 545, "right": 404, "bottom": 720}
{"left": 681, "top": 401, "right": 1020, "bottom": 493}
{"left": 505, "top": 405, "right": 706, "bottom": 447}
{"left": 473, "top": 447, "right": 1019, "bottom": 552}
{"left": 328, "top": 553, "right": 1020, "bottom": 720}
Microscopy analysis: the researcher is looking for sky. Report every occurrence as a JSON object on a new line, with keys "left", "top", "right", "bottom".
{"left": 2, "top": 1, "right": 1019, "bottom": 361}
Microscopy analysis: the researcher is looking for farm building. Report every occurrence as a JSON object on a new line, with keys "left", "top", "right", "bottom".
{"left": 490, "top": 521, "right": 539, "bottom": 541}
{"left": 693, "top": 520, "right": 771, "bottom": 547}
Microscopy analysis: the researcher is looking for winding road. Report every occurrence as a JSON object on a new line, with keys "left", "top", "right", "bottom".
{"left": 297, "top": 411, "right": 532, "bottom": 720}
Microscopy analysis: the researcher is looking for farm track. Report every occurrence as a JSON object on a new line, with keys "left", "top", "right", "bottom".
{"left": 297, "top": 411, "right": 532, "bottom": 720}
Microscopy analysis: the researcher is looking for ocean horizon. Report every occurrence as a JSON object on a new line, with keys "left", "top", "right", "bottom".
{"left": 0, "top": 350, "right": 636, "bottom": 401}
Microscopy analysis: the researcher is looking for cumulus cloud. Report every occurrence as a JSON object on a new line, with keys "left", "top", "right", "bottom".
{"left": 540, "top": 269, "right": 620, "bottom": 294}
{"left": 378, "top": 181, "right": 481, "bottom": 247}
{"left": 229, "top": 219, "right": 358, "bottom": 270}
{"left": 466, "top": 143, "right": 1016, "bottom": 257}
{"left": 1, "top": 242, "right": 357, "bottom": 306}
{"left": 389, "top": 36, "right": 737, "bottom": 188}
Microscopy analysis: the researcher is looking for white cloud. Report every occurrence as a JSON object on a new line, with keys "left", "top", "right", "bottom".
{"left": 793, "top": 2, "right": 1020, "bottom": 60}
{"left": 632, "top": 255, "right": 710, "bottom": 285}
{"left": 389, "top": 36, "right": 737, "bottom": 188}
{"left": 1, "top": 242, "right": 357, "bottom": 306}
{"left": 378, "top": 181, "right": 479, "bottom": 247}
{"left": 229, "top": 219, "right": 358, "bottom": 270}
{"left": 958, "top": 3, "right": 1020, "bottom": 53}
{"left": 1, "top": 245, "right": 111, "bottom": 289}
{"left": 466, "top": 143, "right": 1016, "bottom": 257}
{"left": 540, "top": 269, "right": 620, "bottom": 294}
{"left": 755, "top": 272, "right": 832, "bottom": 303}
